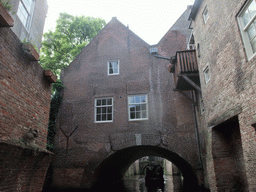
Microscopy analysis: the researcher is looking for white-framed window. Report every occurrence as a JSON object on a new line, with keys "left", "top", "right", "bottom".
{"left": 108, "top": 60, "right": 119, "bottom": 75}
{"left": 202, "top": 6, "right": 209, "bottom": 24}
{"left": 95, "top": 98, "right": 113, "bottom": 123}
{"left": 203, "top": 65, "right": 210, "bottom": 84}
{"left": 238, "top": 0, "right": 256, "bottom": 59}
{"left": 17, "top": 0, "right": 34, "bottom": 30}
{"left": 128, "top": 94, "right": 148, "bottom": 121}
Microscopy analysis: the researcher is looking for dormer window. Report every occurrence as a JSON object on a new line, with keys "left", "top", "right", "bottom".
{"left": 108, "top": 60, "right": 119, "bottom": 75}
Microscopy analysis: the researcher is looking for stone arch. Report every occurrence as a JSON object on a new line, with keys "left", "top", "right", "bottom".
{"left": 92, "top": 145, "right": 199, "bottom": 191}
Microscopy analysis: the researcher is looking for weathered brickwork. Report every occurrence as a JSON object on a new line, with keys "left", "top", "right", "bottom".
{"left": 191, "top": 0, "right": 256, "bottom": 191}
{"left": 0, "top": 25, "right": 54, "bottom": 191}
{"left": 53, "top": 8, "right": 202, "bottom": 190}
{"left": 0, "top": 143, "right": 52, "bottom": 192}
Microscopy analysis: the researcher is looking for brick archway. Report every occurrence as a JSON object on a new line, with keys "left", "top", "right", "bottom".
{"left": 92, "top": 145, "right": 199, "bottom": 191}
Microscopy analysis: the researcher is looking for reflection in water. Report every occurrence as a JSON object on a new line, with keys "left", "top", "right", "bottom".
{"left": 121, "top": 175, "right": 173, "bottom": 192}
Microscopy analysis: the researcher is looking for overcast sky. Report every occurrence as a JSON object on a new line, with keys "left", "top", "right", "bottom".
{"left": 43, "top": 0, "right": 195, "bottom": 45}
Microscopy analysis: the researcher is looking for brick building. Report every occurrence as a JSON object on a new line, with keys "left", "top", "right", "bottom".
{"left": 52, "top": 7, "right": 205, "bottom": 191}
{"left": 169, "top": 0, "right": 256, "bottom": 191}
{"left": 0, "top": 3, "right": 55, "bottom": 191}
{"left": 8, "top": 0, "right": 48, "bottom": 50}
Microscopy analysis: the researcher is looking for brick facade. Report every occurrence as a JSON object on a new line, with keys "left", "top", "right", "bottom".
{"left": 0, "top": 21, "right": 53, "bottom": 191}
{"left": 53, "top": 8, "right": 202, "bottom": 190}
{"left": 190, "top": 0, "right": 256, "bottom": 191}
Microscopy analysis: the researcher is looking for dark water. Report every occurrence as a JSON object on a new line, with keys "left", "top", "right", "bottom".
{"left": 43, "top": 175, "right": 173, "bottom": 192}
{"left": 121, "top": 175, "right": 173, "bottom": 192}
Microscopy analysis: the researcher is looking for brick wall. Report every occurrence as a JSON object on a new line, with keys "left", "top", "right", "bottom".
{"left": 53, "top": 16, "right": 199, "bottom": 189}
{"left": 0, "top": 22, "right": 54, "bottom": 191}
{"left": 192, "top": 0, "right": 256, "bottom": 190}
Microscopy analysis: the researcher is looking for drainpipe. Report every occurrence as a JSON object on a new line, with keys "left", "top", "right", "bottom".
{"left": 191, "top": 90, "right": 204, "bottom": 185}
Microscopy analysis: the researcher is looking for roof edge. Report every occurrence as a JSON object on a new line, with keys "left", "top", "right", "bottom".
{"left": 188, "top": 0, "right": 202, "bottom": 20}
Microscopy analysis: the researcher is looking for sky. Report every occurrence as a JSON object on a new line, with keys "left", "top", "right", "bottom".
{"left": 43, "top": 0, "right": 195, "bottom": 45}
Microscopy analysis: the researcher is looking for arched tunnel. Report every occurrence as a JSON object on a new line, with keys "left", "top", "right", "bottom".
{"left": 92, "top": 145, "right": 199, "bottom": 191}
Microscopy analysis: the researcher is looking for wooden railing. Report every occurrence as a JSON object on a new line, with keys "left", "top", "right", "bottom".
{"left": 173, "top": 50, "right": 200, "bottom": 91}
{"left": 175, "top": 50, "right": 198, "bottom": 74}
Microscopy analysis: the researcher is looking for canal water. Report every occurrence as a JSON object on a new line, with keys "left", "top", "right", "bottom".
{"left": 115, "top": 175, "right": 173, "bottom": 192}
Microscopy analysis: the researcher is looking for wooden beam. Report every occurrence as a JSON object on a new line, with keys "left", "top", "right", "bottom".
{"left": 179, "top": 74, "right": 201, "bottom": 92}
{"left": 173, "top": 89, "right": 197, "bottom": 105}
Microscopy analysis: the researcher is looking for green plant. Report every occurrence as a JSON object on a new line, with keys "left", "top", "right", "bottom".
{"left": 1, "top": 0, "right": 12, "bottom": 12}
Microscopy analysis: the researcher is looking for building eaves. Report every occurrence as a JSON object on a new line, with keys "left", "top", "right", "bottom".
{"left": 188, "top": 0, "right": 202, "bottom": 20}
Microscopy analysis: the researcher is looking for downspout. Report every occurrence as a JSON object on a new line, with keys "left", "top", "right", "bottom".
{"left": 191, "top": 90, "right": 204, "bottom": 185}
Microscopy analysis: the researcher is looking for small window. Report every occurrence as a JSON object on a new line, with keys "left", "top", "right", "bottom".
{"left": 128, "top": 95, "right": 148, "bottom": 121}
{"left": 108, "top": 60, "right": 119, "bottom": 75}
{"left": 17, "top": 0, "right": 34, "bottom": 30}
{"left": 95, "top": 98, "right": 113, "bottom": 123}
{"left": 203, "top": 66, "right": 210, "bottom": 84}
{"left": 238, "top": 0, "right": 256, "bottom": 59}
{"left": 203, "top": 6, "right": 209, "bottom": 24}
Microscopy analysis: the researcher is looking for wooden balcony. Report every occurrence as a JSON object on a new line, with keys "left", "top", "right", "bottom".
{"left": 171, "top": 50, "right": 201, "bottom": 92}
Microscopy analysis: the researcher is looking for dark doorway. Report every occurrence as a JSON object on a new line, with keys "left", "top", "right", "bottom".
{"left": 212, "top": 116, "right": 248, "bottom": 191}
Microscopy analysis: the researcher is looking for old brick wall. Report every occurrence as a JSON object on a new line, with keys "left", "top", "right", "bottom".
{"left": 192, "top": 0, "right": 256, "bottom": 190}
{"left": 53, "top": 15, "right": 199, "bottom": 189}
{"left": 0, "top": 25, "right": 53, "bottom": 191}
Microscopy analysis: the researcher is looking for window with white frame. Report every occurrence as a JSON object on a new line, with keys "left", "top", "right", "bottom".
{"left": 203, "top": 65, "right": 210, "bottom": 84}
{"left": 17, "top": 0, "right": 34, "bottom": 30}
{"left": 238, "top": 0, "right": 256, "bottom": 59}
{"left": 95, "top": 98, "right": 113, "bottom": 122}
{"left": 108, "top": 60, "right": 119, "bottom": 75}
{"left": 128, "top": 95, "right": 148, "bottom": 121}
{"left": 202, "top": 6, "right": 209, "bottom": 24}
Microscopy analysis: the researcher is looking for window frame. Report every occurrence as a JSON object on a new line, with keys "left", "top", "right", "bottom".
{"left": 128, "top": 94, "right": 148, "bottom": 121}
{"left": 94, "top": 97, "right": 113, "bottom": 123}
{"left": 202, "top": 6, "right": 209, "bottom": 24}
{"left": 17, "top": 0, "right": 34, "bottom": 30}
{"left": 107, "top": 60, "right": 120, "bottom": 76}
{"left": 203, "top": 65, "right": 210, "bottom": 84}
{"left": 237, "top": 0, "right": 256, "bottom": 60}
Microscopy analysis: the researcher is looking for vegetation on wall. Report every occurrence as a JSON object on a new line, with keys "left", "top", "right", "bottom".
{"left": 0, "top": 0, "right": 12, "bottom": 11}
{"left": 40, "top": 13, "right": 106, "bottom": 150}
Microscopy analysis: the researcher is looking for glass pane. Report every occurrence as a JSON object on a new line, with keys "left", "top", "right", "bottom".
{"left": 102, "top": 99, "right": 106, "bottom": 105}
{"left": 107, "top": 99, "right": 112, "bottom": 105}
{"left": 136, "top": 112, "right": 141, "bottom": 118}
{"left": 96, "top": 100, "right": 101, "bottom": 106}
{"left": 135, "top": 96, "right": 140, "bottom": 103}
{"left": 249, "top": 0, "right": 256, "bottom": 18}
{"left": 130, "top": 112, "right": 135, "bottom": 119}
{"left": 96, "top": 115, "right": 101, "bottom": 121}
{"left": 107, "top": 107, "right": 112, "bottom": 113}
{"left": 107, "top": 114, "right": 112, "bottom": 120}
{"left": 142, "top": 104, "right": 146, "bottom": 110}
{"left": 141, "top": 95, "right": 146, "bottom": 103}
{"left": 129, "top": 96, "right": 134, "bottom": 104}
{"left": 102, "top": 114, "right": 106, "bottom": 121}
{"left": 23, "top": 0, "right": 33, "bottom": 11}
{"left": 242, "top": 10, "right": 250, "bottom": 26}
{"left": 142, "top": 111, "right": 147, "bottom": 118}
{"left": 109, "top": 62, "right": 113, "bottom": 74}
{"left": 247, "top": 24, "right": 256, "bottom": 40}
{"left": 113, "top": 67, "right": 118, "bottom": 74}
{"left": 250, "top": 37, "right": 256, "bottom": 53}
{"left": 135, "top": 105, "right": 141, "bottom": 111}
{"left": 130, "top": 105, "right": 135, "bottom": 112}
{"left": 102, "top": 107, "right": 106, "bottom": 113}
{"left": 112, "top": 61, "right": 118, "bottom": 68}
{"left": 97, "top": 108, "right": 101, "bottom": 114}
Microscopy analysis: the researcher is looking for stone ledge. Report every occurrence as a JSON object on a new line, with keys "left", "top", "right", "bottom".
{"left": 44, "top": 70, "right": 57, "bottom": 83}
{"left": 208, "top": 105, "right": 242, "bottom": 128}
